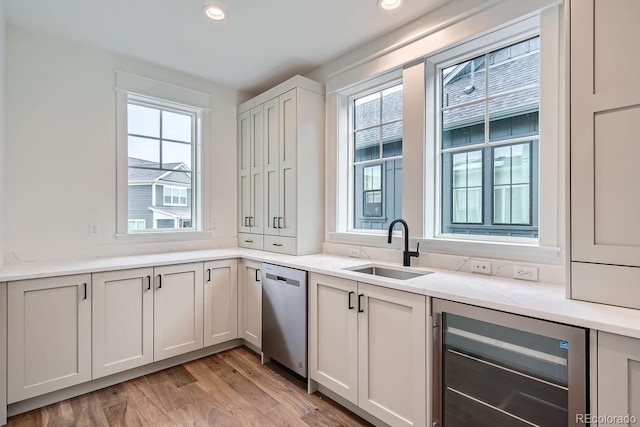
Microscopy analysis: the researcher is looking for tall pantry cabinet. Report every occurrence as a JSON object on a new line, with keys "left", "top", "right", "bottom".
{"left": 237, "top": 75, "right": 325, "bottom": 255}
{"left": 570, "top": 0, "right": 640, "bottom": 309}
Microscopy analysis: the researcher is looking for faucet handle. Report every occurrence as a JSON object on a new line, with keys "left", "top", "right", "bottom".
{"left": 415, "top": 242, "right": 420, "bottom": 252}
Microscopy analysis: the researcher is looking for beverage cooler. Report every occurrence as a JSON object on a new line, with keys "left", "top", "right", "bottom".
{"left": 432, "top": 299, "right": 587, "bottom": 427}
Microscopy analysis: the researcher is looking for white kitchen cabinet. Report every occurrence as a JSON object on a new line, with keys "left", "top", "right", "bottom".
{"left": 308, "top": 273, "right": 427, "bottom": 427}
{"left": 203, "top": 259, "right": 238, "bottom": 347}
{"left": 92, "top": 268, "right": 154, "bottom": 379}
{"left": 238, "top": 75, "right": 325, "bottom": 255}
{"left": 308, "top": 273, "right": 358, "bottom": 404}
{"left": 597, "top": 332, "right": 640, "bottom": 426}
{"left": 153, "top": 262, "right": 204, "bottom": 361}
{"left": 570, "top": 0, "right": 640, "bottom": 309}
{"left": 239, "top": 259, "right": 262, "bottom": 349}
{"left": 8, "top": 274, "right": 92, "bottom": 403}
{"left": 238, "top": 105, "right": 265, "bottom": 243}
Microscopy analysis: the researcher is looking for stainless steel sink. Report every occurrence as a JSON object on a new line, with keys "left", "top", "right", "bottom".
{"left": 346, "top": 264, "right": 432, "bottom": 280}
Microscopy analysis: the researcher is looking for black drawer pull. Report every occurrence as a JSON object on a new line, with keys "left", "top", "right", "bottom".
{"left": 244, "top": 239, "right": 253, "bottom": 243}
{"left": 158, "top": 275, "right": 162, "bottom": 289}
{"left": 146, "top": 275, "right": 151, "bottom": 290}
{"left": 83, "top": 283, "right": 87, "bottom": 300}
{"left": 273, "top": 243, "right": 283, "bottom": 247}
{"left": 358, "top": 294, "right": 364, "bottom": 313}
{"left": 207, "top": 268, "right": 211, "bottom": 282}
{"left": 256, "top": 269, "right": 261, "bottom": 282}
{"left": 348, "top": 291, "right": 354, "bottom": 310}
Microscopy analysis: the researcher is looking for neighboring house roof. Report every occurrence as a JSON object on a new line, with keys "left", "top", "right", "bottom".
{"left": 128, "top": 158, "right": 191, "bottom": 183}
{"left": 354, "top": 41, "right": 540, "bottom": 150}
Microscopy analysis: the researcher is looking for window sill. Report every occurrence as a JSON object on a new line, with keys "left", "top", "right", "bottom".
{"left": 115, "top": 230, "right": 213, "bottom": 243}
{"left": 327, "top": 231, "right": 562, "bottom": 264}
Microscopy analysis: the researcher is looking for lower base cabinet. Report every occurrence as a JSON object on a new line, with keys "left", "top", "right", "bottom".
{"left": 153, "top": 262, "right": 204, "bottom": 361}
{"left": 598, "top": 332, "right": 640, "bottom": 426}
{"left": 309, "top": 273, "right": 427, "bottom": 427}
{"left": 204, "top": 259, "right": 238, "bottom": 346}
{"left": 239, "top": 259, "right": 262, "bottom": 349}
{"left": 8, "top": 275, "right": 92, "bottom": 403}
{"left": 92, "top": 267, "right": 154, "bottom": 379}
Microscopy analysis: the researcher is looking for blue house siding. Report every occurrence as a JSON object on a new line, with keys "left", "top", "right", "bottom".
{"left": 128, "top": 185, "right": 154, "bottom": 229}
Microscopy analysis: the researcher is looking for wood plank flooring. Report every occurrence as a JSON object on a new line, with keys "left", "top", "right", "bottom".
{"left": 8, "top": 347, "right": 373, "bottom": 427}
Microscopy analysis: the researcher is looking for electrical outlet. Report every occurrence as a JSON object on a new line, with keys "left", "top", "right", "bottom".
{"left": 88, "top": 222, "right": 99, "bottom": 237}
{"left": 470, "top": 259, "right": 492, "bottom": 275}
{"left": 514, "top": 265, "right": 538, "bottom": 281}
{"left": 349, "top": 247, "right": 361, "bottom": 258}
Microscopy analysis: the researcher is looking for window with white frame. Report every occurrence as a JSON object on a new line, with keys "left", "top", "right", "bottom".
{"left": 350, "top": 83, "right": 403, "bottom": 230}
{"left": 124, "top": 93, "right": 200, "bottom": 233}
{"left": 128, "top": 219, "right": 145, "bottom": 231}
{"left": 163, "top": 185, "right": 188, "bottom": 206}
{"left": 437, "top": 36, "right": 540, "bottom": 238}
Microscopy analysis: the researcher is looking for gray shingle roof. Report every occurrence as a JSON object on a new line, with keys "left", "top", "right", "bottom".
{"left": 128, "top": 157, "right": 190, "bottom": 182}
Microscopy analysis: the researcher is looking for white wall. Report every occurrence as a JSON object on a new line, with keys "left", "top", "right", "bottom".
{"left": 0, "top": 2, "right": 5, "bottom": 269}
{"left": 4, "top": 26, "right": 250, "bottom": 263}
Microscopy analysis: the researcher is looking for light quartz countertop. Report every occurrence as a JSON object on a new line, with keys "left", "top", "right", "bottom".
{"left": 1, "top": 248, "right": 639, "bottom": 340}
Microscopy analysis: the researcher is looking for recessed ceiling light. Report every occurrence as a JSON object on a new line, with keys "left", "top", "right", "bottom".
{"left": 377, "top": 0, "right": 402, "bottom": 10}
{"left": 203, "top": 5, "right": 228, "bottom": 21}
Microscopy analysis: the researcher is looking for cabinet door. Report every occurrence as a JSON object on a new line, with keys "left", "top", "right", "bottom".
{"left": 357, "top": 283, "right": 426, "bottom": 427}
{"left": 250, "top": 105, "right": 265, "bottom": 234}
{"left": 92, "top": 268, "right": 154, "bottom": 379}
{"left": 264, "top": 97, "right": 280, "bottom": 236}
{"left": 8, "top": 274, "right": 92, "bottom": 403}
{"left": 598, "top": 332, "right": 640, "bottom": 425}
{"left": 571, "top": 0, "right": 640, "bottom": 268}
{"left": 240, "top": 260, "right": 262, "bottom": 349}
{"left": 203, "top": 260, "right": 238, "bottom": 347}
{"left": 308, "top": 273, "right": 358, "bottom": 405}
{"left": 154, "top": 263, "right": 204, "bottom": 361}
{"left": 238, "top": 110, "right": 252, "bottom": 234}
{"left": 570, "top": 0, "right": 640, "bottom": 307}
{"left": 278, "top": 89, "right": 297, "bottom": 237}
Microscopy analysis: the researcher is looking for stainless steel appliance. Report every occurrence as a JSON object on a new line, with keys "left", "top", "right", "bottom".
{"left": 433, "top": 299, "right": 587, "bottom": 427}
{"left": 262, "top": 263, "right": 308, "bottom": 378}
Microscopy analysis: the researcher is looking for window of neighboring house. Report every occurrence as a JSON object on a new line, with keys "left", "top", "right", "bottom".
{"left": 438, "top": 36, "right": 539, "bottom": 238}
{"left": 351, "top": 83, "right": 403, "bottom": 230}
{"left": 126, "top": 95, "right": 200, "bottom": 232}
{"left": 128, "top": 219, "right": 146, "bottom": 231}
{"left": 163, "top": 186, "right": 188, "bottom": 206}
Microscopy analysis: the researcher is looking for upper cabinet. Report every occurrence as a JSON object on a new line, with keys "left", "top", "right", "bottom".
{"left": 237, "top": 76, "right": 325, "bottom": 255}
{"left": 570, "top": 0, "right": 640, "bottom": 309}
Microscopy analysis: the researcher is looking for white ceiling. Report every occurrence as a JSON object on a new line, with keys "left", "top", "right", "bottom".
{"left": 4, "top": 0, "right": 448, "bottom": 95}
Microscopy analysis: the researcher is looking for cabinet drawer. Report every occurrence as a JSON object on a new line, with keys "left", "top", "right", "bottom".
{"left": 264, "top": 235, "right": 296, "bottom": 255}
{"left": 238, "top": 233, "right": 264, "bottom": 250}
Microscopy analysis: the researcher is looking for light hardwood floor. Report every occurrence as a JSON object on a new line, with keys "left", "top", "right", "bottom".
{"left": 8, "top": 346, "right": 373, "bottom": 426}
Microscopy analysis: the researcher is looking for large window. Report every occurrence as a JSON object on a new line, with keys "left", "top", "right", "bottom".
{"left": 439, "top": 37, "right": 539, "bottom": 238}
{"left": 126, "top": 95, "right": 200, "bottom": 232}
{"left": 351, "top": 83, "right": 403, "bottom": 230}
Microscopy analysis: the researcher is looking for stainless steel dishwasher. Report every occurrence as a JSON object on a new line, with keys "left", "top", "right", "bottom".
{"left": 261, "top": 263, "right": 308, "bottom": 378}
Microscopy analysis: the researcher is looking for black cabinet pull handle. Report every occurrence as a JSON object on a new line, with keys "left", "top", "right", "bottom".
{"left": 249, "top": 217, "right": 253, "bottom": 227}
{"left": 358, "top": 294, "right": 364, "bottom": 313}
{"left": 83, "top": 283, "right": 87, "bottom": 300}
{"left": 244, "top": 239, "right": 253, "bottom": 243}
{"left": 244, "top": 217, "right": 249, "bottom": 227}
{"left": 348, "top": 291, "right": 354, "bottom": 310}
{"left": 158, "top": 275, "right": 162, "bottom": 289}
{"left": 146, "top": 275, "right": 151, "bottom": 290}
{"left": 207, "top": 268, "right": 211, "bottom": 282}
{"left": 256, "top": 269, "right": 260, "bottom": 282}
{"left": 273, "top": 243, "right": 283, "bottom": 247}
{"left": 272, "top": 217, "right": 277, "bottom": 228}
{"left": 278, "top": 217, "right": 283, "bottom": 229}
